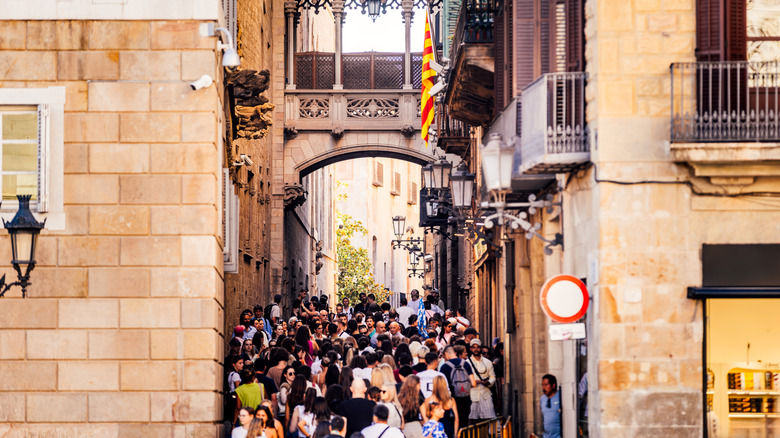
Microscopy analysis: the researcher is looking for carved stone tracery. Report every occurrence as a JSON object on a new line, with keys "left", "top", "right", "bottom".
{"left": 227, "top": 69, "right": 276, "bottom": 140}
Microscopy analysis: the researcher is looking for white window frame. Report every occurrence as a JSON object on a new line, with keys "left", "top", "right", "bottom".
{"left": 223, "top": 169, "right": 239, "bottom": 273}
{"left": 0, "top": 87, "right": 65, "bottom": 230}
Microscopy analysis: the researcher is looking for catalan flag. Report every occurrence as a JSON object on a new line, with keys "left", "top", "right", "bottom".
{"left": 421, "top": 11, "right": 436, "bottom": 147}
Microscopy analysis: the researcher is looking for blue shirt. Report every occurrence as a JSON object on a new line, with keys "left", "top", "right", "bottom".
{"left": 540, "top": 391, "right": 561, "bottom": 438}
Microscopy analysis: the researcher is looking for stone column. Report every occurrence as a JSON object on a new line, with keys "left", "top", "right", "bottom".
{"left": 285, "top": 0, "right": 298, "bottom": 89}
{"left": 402, "top": 0, "right": 414, "bottom": 89}
{"left": 333, "top": 0, "right": 345, "bottom": 89}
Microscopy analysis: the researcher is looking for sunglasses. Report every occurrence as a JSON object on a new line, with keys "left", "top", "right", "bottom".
{"left": 546, "top": 398, "right": 551, "bottom": 409}
{"left": 381, "top": 390, "right": 387, "bottom": 394}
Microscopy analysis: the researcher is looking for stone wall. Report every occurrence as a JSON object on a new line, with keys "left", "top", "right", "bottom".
{"left": 0, "top": 19, "right": 224, "bottom": 435}
{"left": 223, "top": 0, "right": 278, "bottom": 336}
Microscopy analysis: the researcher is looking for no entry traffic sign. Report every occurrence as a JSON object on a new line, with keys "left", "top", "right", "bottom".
{"left": 539, "top": 275, "right": 589, "bottom": 323}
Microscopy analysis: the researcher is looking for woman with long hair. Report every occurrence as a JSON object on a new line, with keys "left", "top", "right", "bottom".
{"left": 294, "top": 326, "right": 319, "bottom": 367}
{"left": 370, "top": 367, "right": 385, "bottom": 389}
{"left": 421, "top": 400, "right": 447, "bottom": 438}
{"left": 315, "top": 351, "right": 337, "bottom": 391}
{"left": 311, "top": 396, "right": 332, "bottom": 426}
{"left": 379, "top": 383, "right": 404, "bottom": 429}
{"left": 256, "top": 405, "right": 279, "bottom": 438}
{"left": 278, "top": 366, "right": 296, "bottom": 421}
{"left": 324, "top": 383, "right": 344, "bottom": 413}
{"left": 285, "top": 375, "right": 308, "bottom": 431}
{"left": 245, "top": 417, "right": 267, "bottom": 438}
{"left": 261, "top": 401, "right": 286, "bottom": 438}
{"left": 324, "top": 363, "right": 340, "bottom": 389}
{"left": 378, "top": 363, "right": 395, "bottom": 386}
{"left": 338, "top": 366, "right": 353, "bottom": 401}
{"left": 233, "top": 406, "right": 256, "bottom": 438}
{"left": 380, "top": 355, "right": 396, "bottom": 370}
{"left": 399, "top": 375, "right": 423, "bottom": 438}
{"left": 420, "top": 376, "right": 458, "bottom": 438}
{"left": 436, "top": 320, "right": 453, "bottom": 350}
{"left": 291, "top": 388, "right": 318, "bottom": 438}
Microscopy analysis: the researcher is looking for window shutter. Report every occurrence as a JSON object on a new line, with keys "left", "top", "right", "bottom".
{"left": 695, "top": 0, "right": 723, "bottom": 61}
{"left": 507, "top": 0, "right": 514, "bottom": 96}
{"left": 37, "top": 104, "right": 50, "bottom": 213}
{"left": 725, "top": 0, "right": 746, "bottom": 61}
{"left": 494, "top": 11, "right": 505, "bottom": 113}
{"left": 373, "top": 162, "right": 384, "bottom": 186}
{"left": 540, "top": 0, "right": 553, "bottom": 75}
{"left": 515, "top": 0, "right": 535, "bottom": 90}
{"left": 565, "top": 0, "right": 584, "bottom": 71}
{"left": 223, "top": 168, "right": 239, "bottom": 273}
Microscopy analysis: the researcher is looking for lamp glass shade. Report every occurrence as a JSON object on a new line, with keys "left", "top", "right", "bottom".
{"left": 426, "top": 199, "right": 435, "bottom": 217}
{"left": 410, "top": 251, "right": 419, "bottom": 266}
{"left": 481, "top": 133, "right": 513, "bottom": 191}
{"left": 10, "top": 230, "right": 35, "bottom": 265}
{"left": 451, "top": 164, "right": 475, "bottom": 209}
{"left": 431, "top": 158, "right": 452, "bottom": 190}
{"left": 366, "top": 0, "right": 381, "bottom": 19}
{"left": 422, "top": 165, "right": 434, "bottom": 189}
{"left": 392, "top": 216, "right": 406, "bottom": 238}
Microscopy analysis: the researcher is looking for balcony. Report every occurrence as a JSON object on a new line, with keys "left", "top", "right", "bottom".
{"left": 445, "top": 0, "right": 496, "bottom": 126}
{"left": 294, "top": 52, "right": 423, "bottom": 90}
{"left": 436, "top": 103, "right": 471, "bottom": 156}
{"left": 670, "top": 61, "right": 780, "bottom": 174}
{"left": 518, "top": 72, "right": 589, "bottom": 174}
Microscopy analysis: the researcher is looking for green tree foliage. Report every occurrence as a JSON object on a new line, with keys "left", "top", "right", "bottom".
{"left": 336, "top": 211, "right": 390, "bottom": 306}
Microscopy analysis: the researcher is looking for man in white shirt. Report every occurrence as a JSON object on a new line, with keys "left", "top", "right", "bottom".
{"left": 395, "top": 296, "right": 415, "bottom": 328}
{"left": 360, "top": 405, "right": 405, "bottom": 438}
{"left": 454, "top": 307, "right": 471, "bottom": 332}
{"left": 417, "top": 352, "right": 446, "bottom": 399}
{"left": 407, "top": 289, "right": 421, "bottom": 312}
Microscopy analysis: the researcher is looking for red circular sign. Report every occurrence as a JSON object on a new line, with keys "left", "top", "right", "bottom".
{"left": 539, "top": 275, "right": 589, "bottom": 323}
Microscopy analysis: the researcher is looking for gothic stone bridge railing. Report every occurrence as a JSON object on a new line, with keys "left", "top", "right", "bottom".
{"left": 285, "top": 89, "right": 422, "bottom": 132}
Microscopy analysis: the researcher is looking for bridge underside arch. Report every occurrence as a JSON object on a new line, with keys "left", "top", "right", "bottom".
{"left": 285, "top": 131, "right": 436, "bottom": 182}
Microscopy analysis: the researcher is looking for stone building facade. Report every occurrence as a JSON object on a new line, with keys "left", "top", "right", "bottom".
{"left": 0, "top": 0, "right": 285, "bottom": 434}
{"left": 440, "top": 0, "right": 780, "bottom": 436}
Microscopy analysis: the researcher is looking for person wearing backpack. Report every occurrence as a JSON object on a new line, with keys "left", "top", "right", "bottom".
{"left": 438, "top": 345, "right": 476, "bottom": 429}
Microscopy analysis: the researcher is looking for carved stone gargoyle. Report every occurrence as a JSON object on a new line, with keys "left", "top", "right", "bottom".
{"left": 227, "top": 69, "right": 276, "bottom": 140}
{"left": 283, "top": 183, "right": 308, "bottom": 210}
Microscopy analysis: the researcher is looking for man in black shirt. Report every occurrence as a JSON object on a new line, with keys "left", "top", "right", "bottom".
{"left": 336, "top": 378, "right": 376, "bottom": 437}
{"left": 353, "top": 293, "right": 368, "bottom": 315}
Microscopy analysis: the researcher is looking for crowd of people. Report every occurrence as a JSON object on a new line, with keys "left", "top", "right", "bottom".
{"left": 224, "top": 289, "right": 506, "bottom": 438}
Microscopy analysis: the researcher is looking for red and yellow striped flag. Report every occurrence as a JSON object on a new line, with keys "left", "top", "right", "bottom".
{"left": 420, "top": 11, "right": 436, "bottom": 147}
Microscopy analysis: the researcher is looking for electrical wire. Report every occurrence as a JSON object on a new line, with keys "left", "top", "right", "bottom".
{"left": 579, "top": 162, "right": 780, "bottom": 198}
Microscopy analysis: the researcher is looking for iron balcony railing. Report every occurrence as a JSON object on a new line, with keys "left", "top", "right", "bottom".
{"left": 518, "top": 72, "right": 589, "bottom": 174}
{"left": 450, "top": 0, "right": 496, "bottom": 69}
{"left": 671, "top": 61, "right": 780, "bottom": 142}
{"left": 294, "top": 52, "right": 423, "bottom": 90}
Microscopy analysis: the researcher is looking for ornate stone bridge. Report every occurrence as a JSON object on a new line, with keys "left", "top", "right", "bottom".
{"left": 284, "top": 87, "right": 432, "bottom": 182}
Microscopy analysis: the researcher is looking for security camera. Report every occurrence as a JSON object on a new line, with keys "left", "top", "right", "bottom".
{"left": 222, "top": 48, "right": 241, "bottom": 71}
{"left": 423, "top": 254, "right": 433, "bottom": 262}
{"left": 240, "top": 154, "right": 253, "bottom": 166}
{"left": 190, "top": 74, "right": 213, "bottom": 91}
{"left": 429, "top": 80, "right": 446, "bottom": 97}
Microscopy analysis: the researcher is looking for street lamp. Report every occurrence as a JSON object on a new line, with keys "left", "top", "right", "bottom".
{"left": 430, "top": 156, "right": 452, "bottom": 190}
{"left": 391, "top": 215, "right": 422, "bottom": 251}
{"left": 421, "top": 164, "right": 434, "bottom": 190}
{"left": 392, "top": 215, "right": 406, "bottom": 239}
{"left": 364, "top": 0, "right": 383, "bottom": 21}
{"left": 480, "top": 133, "right": 514, "bottom": 196}
{"left": 0, "top": 195, "right": 46, "bottom": 298}
{"left": 450, "top": 162, "right": 475, "bottom": 210}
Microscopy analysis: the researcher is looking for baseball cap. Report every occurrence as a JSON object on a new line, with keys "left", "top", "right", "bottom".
{"left": 469, "top": 338, "right": 482, "bottom": 346}
{"left": 234, "top": 325, "right": 244, "bottom": 335}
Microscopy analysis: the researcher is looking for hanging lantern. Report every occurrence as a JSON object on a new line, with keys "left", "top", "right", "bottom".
{"left": 450, "top": 162, "right": 476, "bottom": 209}
{"left": 430, "top": 157, "right": 452, "bottom": 190}
{"left": 480, "top": 133, "right": 514, "bottom": 192}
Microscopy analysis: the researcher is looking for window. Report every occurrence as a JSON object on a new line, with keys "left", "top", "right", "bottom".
{"left": 408, "top": 182, "right": 418, "bottom": 205}
{"left": 373, "top": 161, "right": 383, "bottom": 187}
{"left": 391, "top": 171, "right": 401, "bottom": 196}
{"left": 0, "top": 87, "right": 64, "bottom": 229}
{"left": 223, "top": 169, "right": 239, "bottom": 273}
